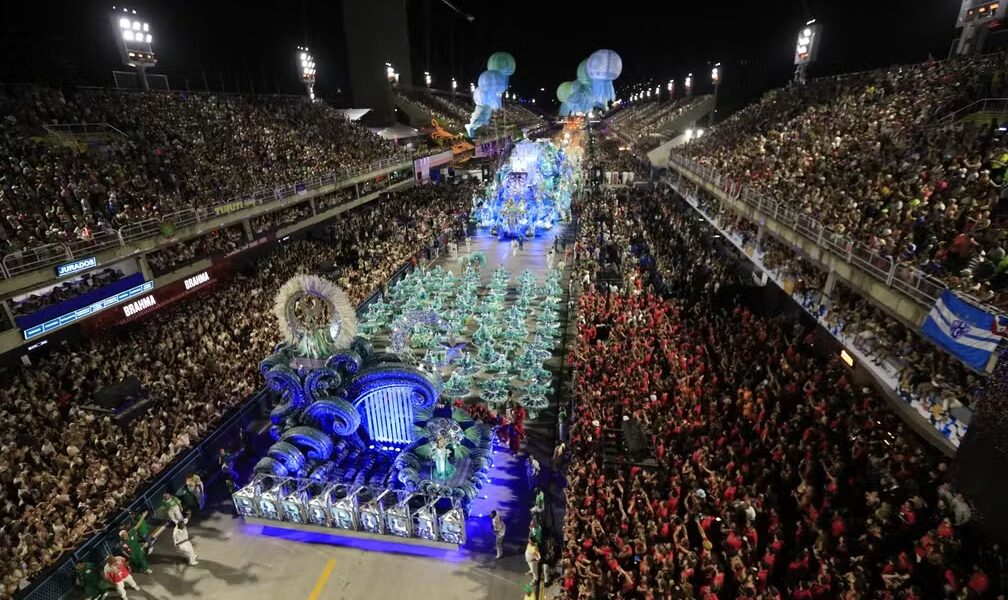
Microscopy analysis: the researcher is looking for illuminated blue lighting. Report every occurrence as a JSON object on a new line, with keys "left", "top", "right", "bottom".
{"left": 23, "top": 280, "right": 154, "bottom": 340}
{"left": 251, "top": 526, "right": 467, "bottom": 561}
{"left": 361, "top": 385, "right": 414, "bottom": 445}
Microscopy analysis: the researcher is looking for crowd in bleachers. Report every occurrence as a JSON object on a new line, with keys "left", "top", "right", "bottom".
{"left": 559, "top": 185, "right": 1002, "bottom": 599}
{"left": 675, "top": 55, "right": 1008, "bottom": 304}
{"left": 146, "top": 225, "right": 245, "bottom": 276}
{"left": 394, "top": 89, "right": 542, "bottom": 134}
{"left": 250, "top": 204, "right": 313, "bottom": 237}
{"left": 609, "top": 97, "right": 707, "bottom": 148}
{"left": 399, "top": 91, "right": 467, "bottom": 130}
{"left": 681, "top": 184, "right": 980, "bottom": 447}
{"left": 591, "top": 136, "right": 642, "bottom": 175}
{"left": 0, "top": 87, "right": 410, "bottom": 256}
{"left": 0, "top": 181, "right": 472, "bottom": 598}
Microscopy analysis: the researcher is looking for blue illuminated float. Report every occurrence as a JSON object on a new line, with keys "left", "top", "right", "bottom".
{"left": 233, "top": 275, "right": 492, "bottom": 547}
{"left": 472, "top": 140, "right": 575, "bottom": 239}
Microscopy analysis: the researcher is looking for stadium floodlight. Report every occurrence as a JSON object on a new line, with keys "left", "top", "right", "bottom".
{"left": 794, "top": 19, "right": 822, "bottom": 83}
{"left": 111, "top": 7, "right": 156, "bottom": 90}
{"left": 297, "top": 46, "right": 316, "bottom": 102}
{"left": 385, "top": 62, "right": 399, "bottom": 85}
{"left": 956, "top": 2, "right": 1008, "bottom": 55}
{"left": 667, "top": 79, "right": 674, "bottom": 95}
{"left": 684, "top": 73, "right": 693, "bottom": 96}
{"left": 424, "top": 71, "right": 432, "bottom": 87}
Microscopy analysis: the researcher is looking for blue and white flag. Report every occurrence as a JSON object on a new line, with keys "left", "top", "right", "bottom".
{"left": 921, "top": 290, "right": 1002, "bottom": 371}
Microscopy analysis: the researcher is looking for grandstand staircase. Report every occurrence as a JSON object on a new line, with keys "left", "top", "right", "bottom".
{"left": 391, "top": 92, "right": 439, "bottom": 130}
{"left": 621, "top": 96, "right": 716, "bottom": 167}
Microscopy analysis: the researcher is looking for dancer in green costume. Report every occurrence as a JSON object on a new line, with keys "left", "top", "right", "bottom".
{"left": 119, "top": 528, "right": 152, "bottom": 574}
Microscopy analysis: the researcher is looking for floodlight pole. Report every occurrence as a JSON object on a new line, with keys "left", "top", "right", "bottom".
{"left": 710, "top": 64, "right": 720, "bottom": 127}
{"left": 136, "top": 64, "right": 150, "bottom": 90}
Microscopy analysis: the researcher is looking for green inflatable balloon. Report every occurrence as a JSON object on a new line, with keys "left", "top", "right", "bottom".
{"left": 577, "top": 59, "right": 591, "bottom": 83}
{"left": 556, "top": 81, "right": 574, "bottom": 103}
{"left": 487, "top": 52, "right": 516, "bottom": 76}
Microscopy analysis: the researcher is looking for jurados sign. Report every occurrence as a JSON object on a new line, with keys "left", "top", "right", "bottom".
{"left": 55, "top": 257, "right": 97, "bottom": 277}
{"left": 183, "top": 271, "right": 211, "bottom": 290}
{"left": 122, "top": 295, "right": 156, "bottom": 318}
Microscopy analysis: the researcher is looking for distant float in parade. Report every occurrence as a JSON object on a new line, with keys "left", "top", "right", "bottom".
{"left": 473, "top": 139, "right": 578, "bottom": 239}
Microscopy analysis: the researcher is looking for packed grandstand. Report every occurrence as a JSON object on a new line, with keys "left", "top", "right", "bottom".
{"left": 1, "top": 6, "right": 1007, "bottom": 600}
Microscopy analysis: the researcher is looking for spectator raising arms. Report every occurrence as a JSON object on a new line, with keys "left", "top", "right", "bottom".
{"left": 559, "top": 184, "right": 1002, "bottom": 599}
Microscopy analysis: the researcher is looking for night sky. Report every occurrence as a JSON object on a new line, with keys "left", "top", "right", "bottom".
{"left": 0, "top": 0, "right": 968, "bottom": 113}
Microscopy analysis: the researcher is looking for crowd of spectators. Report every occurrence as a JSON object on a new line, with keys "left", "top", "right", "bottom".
{"left": 681, "top": 183, "right": 980, "bottom": 447}
{"left": 675, "top": 54, "right": 1008, "bottom": 304}
{"left": 558, "top": 184, "right": 1002, "bottom": 599}
{"left": 609, "top": 97, "right": 708, "bottom": 148}
{"left": 0, "top": 180, "right": 472, "bottom": 598}
{"left": 250, "top": 204, "right": 313, "bottom": 236}
{"left": 11, "top": 267, "right": 125, "bottom": 318}
{"left": 146, "top": 225, "right": 245, "bottom": 276}
{"left": 0, "top": 86, "right": 410, "bottom": 255}
{"left": 590, "top": 136, "right": 643, "bottom": 176}
{"left": 399, "top": 91, "right": 467, "bottom": 131}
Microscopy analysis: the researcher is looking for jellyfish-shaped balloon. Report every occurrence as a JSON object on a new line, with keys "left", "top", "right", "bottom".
{"left": 558, "top": 102, "right": 572, "bottom": 117}
{"left": 478, "top": 70, "right": 507, "bottom": 95}
{"left": 556, "top": 81, "right": 574, "bottom": 104}
{"left": 568, "top": 80, "right": 594, "bottom": 114}
{"left": 576, "top": 59, "right": 591, "bottom": 84}
{"left": 586, "top": 49, "right": 622, "bottom": 107}
{"left": 487, "top": 52, "right": 516, "bottom": 77}
{"left": 466, "top": 104, "right": 493, "bottom": 138}
{"left": 474, "top": 85, "right": 501, "bottom": 111}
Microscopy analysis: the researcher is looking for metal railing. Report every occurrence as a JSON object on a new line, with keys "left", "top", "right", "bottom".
{"left": 667, "top": 153, "right": 955, "bottom": 311}
{"left": 0, "top": 157, "right": 414, "bottom": 280}
{"left": 42, "top": 122, "right": 129, "bottom": 140}
{"left": 937, "top": 97, "right": 1008, "bottom": 125}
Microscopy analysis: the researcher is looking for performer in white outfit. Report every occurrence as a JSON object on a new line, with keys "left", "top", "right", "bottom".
{"left": 491, "top": 510, "right": 506, "bottom": 559}
{"left": 172, "top": 522, "right": 199, "bottom": 565}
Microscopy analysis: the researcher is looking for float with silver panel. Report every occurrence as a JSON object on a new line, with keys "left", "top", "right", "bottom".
{"left": 233, "top": 275, "right": 493, "bottom": 548}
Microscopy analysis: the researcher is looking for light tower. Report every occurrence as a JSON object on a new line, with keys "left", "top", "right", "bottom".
{"left": 424, "top": 71, "right": 432, "bottom": 87}
{"left": 710, "top": 62, "right": 721, "bottom": 125}
{"left": 298, "top": 46, "right": 317, "bottom": 101}
{"left": 955, "top": 1, "right": 1007, "bottom": 55}
{"left": 684, "top": 73, "right": 693, "bottom": 97}
{"left": 111, "top": 6, "right": 155, "bottom": 90}
{"left": 794, "top": 20, "right": 822, "bottom": 84}
{"left": 451, "top": 78, "right": 458, "bottom": 95}
{"left": 667, "top": 79, "right": 675, "bottom": 99}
